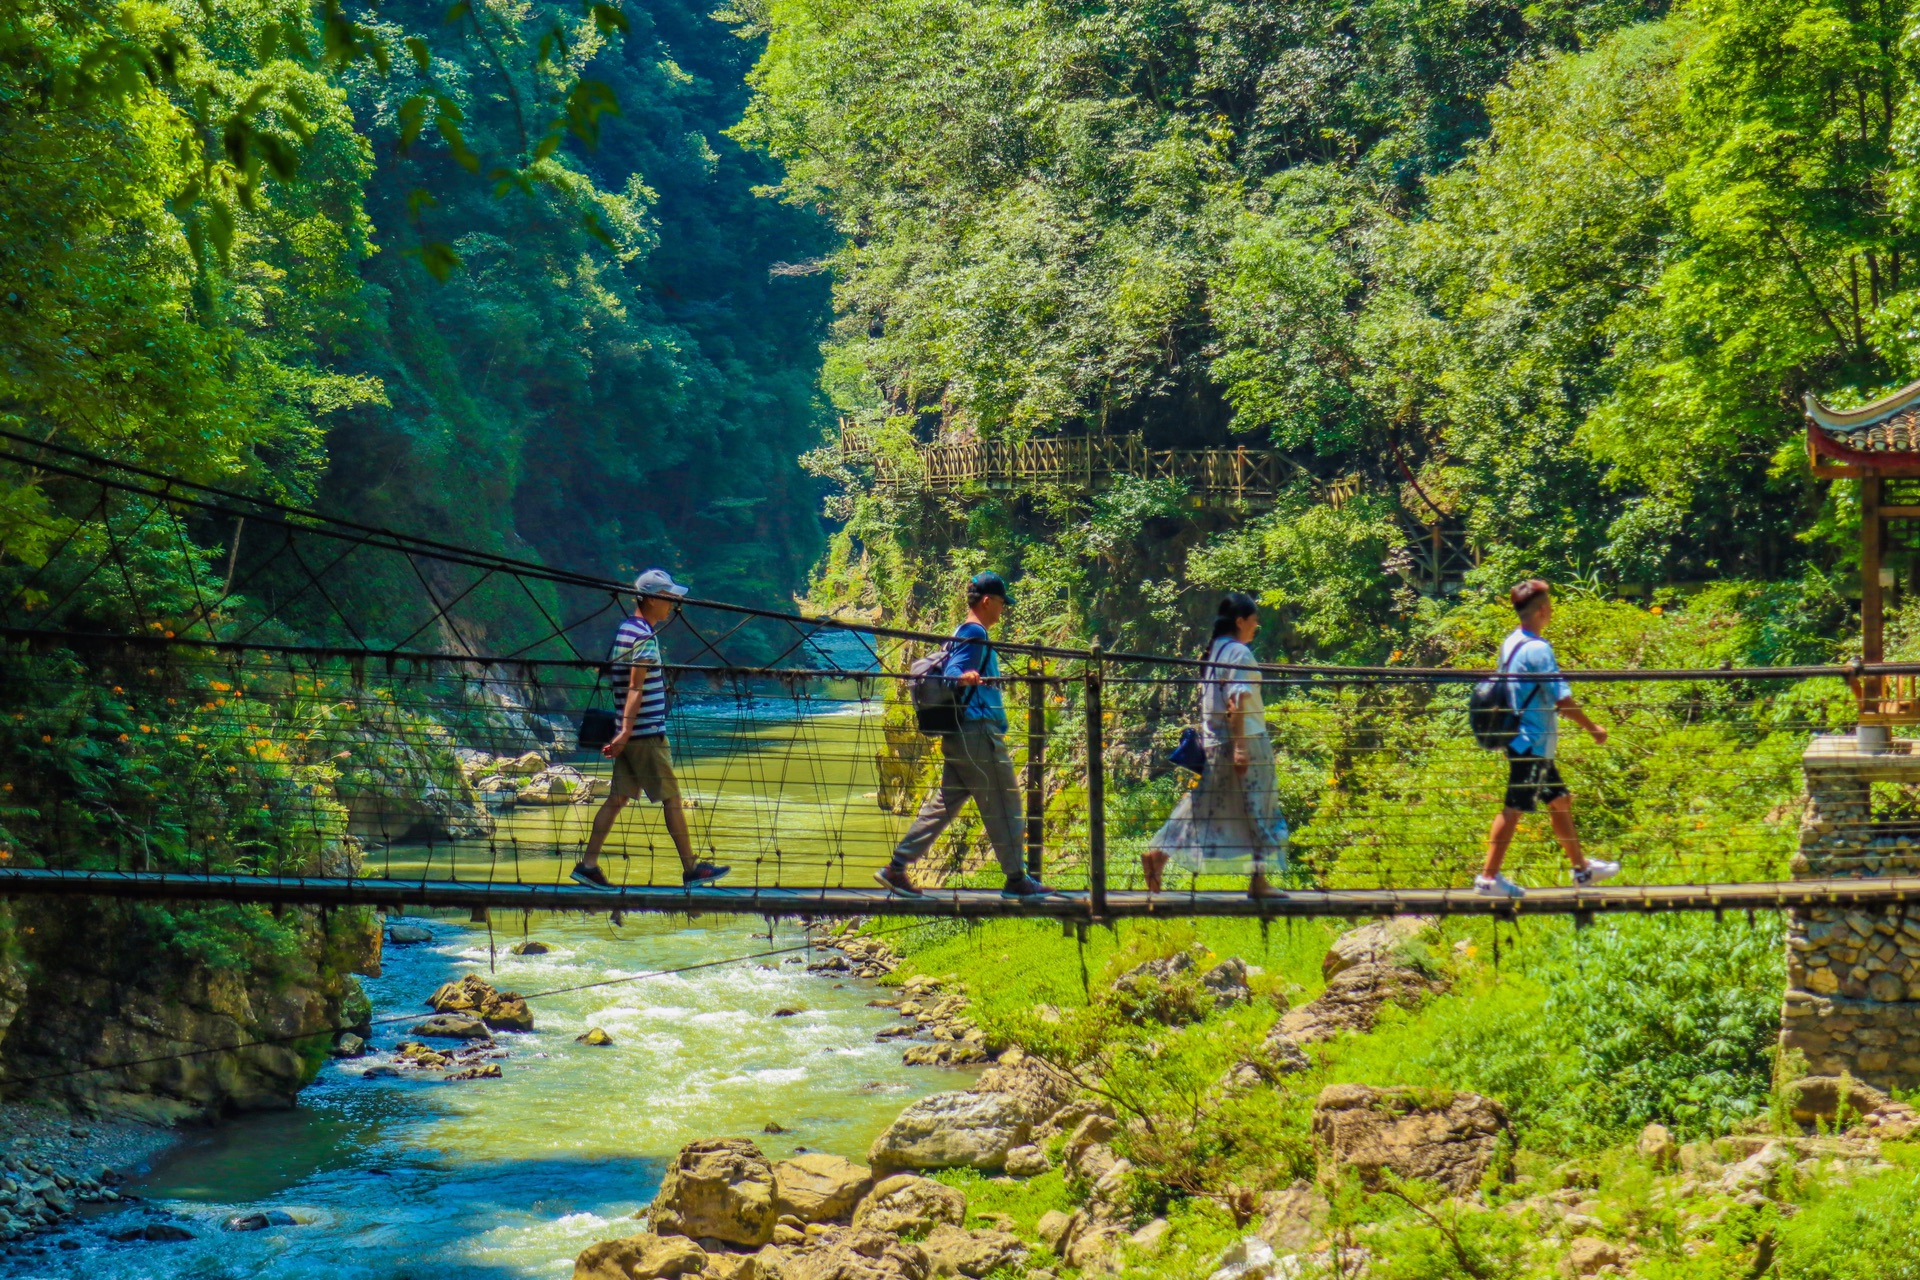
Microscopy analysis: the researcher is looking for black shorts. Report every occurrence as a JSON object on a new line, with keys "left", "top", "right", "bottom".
{"left": 1504, "top": 749, "right": 1568, "bottom": 813}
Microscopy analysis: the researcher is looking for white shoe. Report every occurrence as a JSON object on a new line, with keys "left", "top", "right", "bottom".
{"left": 1473, "top": 874, "right": 1526, "bottom": 898}
{"left": 1574, "top": 859, "right": 1620, "bottom": 886}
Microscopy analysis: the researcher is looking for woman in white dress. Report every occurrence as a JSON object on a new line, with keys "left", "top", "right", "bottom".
{"left": 1142, "top": 593, "right": 1288, "bottom": 898}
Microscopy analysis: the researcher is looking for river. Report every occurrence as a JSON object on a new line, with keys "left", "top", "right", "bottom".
{"left": 30, "top": 911, "right": 967, "bottom": 1279}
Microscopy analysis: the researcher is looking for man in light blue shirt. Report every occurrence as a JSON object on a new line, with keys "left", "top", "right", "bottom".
{"left": 876, "top": 572, "right": 1055, "bottom": 900}
{"left": 1476, "top": 579, "right": 1619, "bottom": 898}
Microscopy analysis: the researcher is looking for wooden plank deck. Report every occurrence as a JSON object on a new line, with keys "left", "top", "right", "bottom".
{"left": 2, "top": 868, "right": 1915, "bottom": 921}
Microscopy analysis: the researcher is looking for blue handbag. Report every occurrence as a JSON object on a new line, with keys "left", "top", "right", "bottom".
{"left": 1169, "top": 726, "right": 1206, "bottom": 773}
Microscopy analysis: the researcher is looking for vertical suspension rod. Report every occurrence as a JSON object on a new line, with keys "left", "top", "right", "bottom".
{"left": 1026, "top": 659, "right": 1045, "bottom": 879}
{"left": 1086, "top": 644, "right": 1107, "bottom": 920}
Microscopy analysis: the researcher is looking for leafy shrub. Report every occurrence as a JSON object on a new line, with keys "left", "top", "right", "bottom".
{"left": 1775, "top": 1168, "right": 1920, "bottom": 1280}
{"left": 1335, "top": 914, "right": 1784, "bottom": 1151}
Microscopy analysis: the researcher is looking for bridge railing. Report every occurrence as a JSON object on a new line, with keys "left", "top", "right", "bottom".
{"left": 2, "top": 425, "right": 1915, "bottom": 912}
{"left": 0, "top": 618, "right": 1903, "bottom": 910}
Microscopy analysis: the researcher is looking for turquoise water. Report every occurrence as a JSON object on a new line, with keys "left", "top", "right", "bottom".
{"left": 25, "top": 914, "right": 964, "bottom": 1279}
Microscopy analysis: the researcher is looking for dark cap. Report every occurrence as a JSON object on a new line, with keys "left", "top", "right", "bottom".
{"left": 969, "top": 571, "right": 1013, "bottom": 605}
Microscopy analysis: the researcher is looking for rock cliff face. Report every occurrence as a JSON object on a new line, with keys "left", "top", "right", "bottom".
{"left": 0, "top": 899, "right": 380, "bottom": 1122}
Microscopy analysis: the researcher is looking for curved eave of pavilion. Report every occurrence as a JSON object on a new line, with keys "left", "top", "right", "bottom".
{"left": 1807, "top": 381, "right": 1920, "bottom": 473}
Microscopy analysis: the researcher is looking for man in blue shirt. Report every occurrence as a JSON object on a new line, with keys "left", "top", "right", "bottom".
{"left": 1476, "top": 579, "right": 1619, "bottom": 898}
{"left": 876, "top": 572, "right": 1055, "bottom": 899}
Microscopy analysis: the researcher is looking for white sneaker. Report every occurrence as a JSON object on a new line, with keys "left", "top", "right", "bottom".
{"left": 1473, "top": 873, "right": 1526, "bottom": 898}
{"left": 1574, "top": 859, "right": 1620, "bottom": 886}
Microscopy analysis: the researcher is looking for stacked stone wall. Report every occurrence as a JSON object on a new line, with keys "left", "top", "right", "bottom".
{"left": 1779, "top": 737, "right": 1920, "bottom": 1092}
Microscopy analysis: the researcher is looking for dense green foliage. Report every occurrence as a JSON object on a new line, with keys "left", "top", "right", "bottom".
{"left": 742, "top": 0, "right": 1920, "bottom": 664}
{"left": 0, "top": 0, "right": 830, "bottom": 638}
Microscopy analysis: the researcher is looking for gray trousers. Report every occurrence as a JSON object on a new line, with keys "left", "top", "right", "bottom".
{"left": 893, "top": 722, "right": 1027, "bottom": 879}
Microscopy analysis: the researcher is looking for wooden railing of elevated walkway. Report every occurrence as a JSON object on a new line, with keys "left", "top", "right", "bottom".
{"left": 840, "top": 428, "right": 1286, "bottom": 505}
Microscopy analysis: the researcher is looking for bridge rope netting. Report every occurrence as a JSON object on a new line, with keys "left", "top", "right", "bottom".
{"left": 0, "top": 427, "right": 1915, "bottom": 918}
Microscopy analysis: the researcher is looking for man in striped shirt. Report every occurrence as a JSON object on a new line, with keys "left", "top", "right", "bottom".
{"left": 571, "top": 569, "right": 728, "bottom": 890}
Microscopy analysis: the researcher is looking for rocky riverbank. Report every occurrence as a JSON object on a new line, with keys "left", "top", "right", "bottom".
{"left": 0, "top": 1105, "right": 162, "bottom": 1249}
{"left": 573, "top": 914, "right": 1920, "bottom": 1280}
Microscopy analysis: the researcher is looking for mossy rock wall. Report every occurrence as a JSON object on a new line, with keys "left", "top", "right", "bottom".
{"left": 0, "top": 899, "right": 380, "bottom": 1122}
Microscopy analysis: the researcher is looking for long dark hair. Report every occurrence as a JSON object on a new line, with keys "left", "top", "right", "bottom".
{"left": 1208, "top": 592, "right": 1258, "bottom": 650}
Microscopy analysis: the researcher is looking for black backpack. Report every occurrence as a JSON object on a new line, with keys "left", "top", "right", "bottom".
{"left": 907, "top": 634, "right": 975, "bottom": 735}
{"left": 1469, "top": 639, "right": 1546, "bottom": 750}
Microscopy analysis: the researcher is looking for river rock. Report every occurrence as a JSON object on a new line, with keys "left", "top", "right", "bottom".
{"left": 448, "top": 1064, "right": 502, "bottom": 1081}
{"left": 1279, "top": 963, "right": 1441, "bottom": 1044}
{"left": 1003, "top": 1145, "right": 1050, "bottom": 1177}
{"left": 225, "top": 1210, "right": 299, "bottom": 1231}
{"left": 773, "top": 1154, "right": 873, "bottom": 1223}
{"left": 502, "top": 751, "right": 550, "bottom": 776}
{"left": 1565, "top": 1237, "right": 1622, "bottom": 1277}
{"left": 330, "top": 1032, "right": 367, "bottom": 1058}
{"left": 1639, "top": 1123, "right": 1678, "bottom": 1169}
{"left": 511, "top": 940, "right": 552, "bottom": 956}
{"left": 428, "top": 974, "right": 536, "bottom": 1032}
{"left": 1322, "top": 917, "right": 1431, "bottom": 981}
{"left": 1311, "top": 1084, "right": 1508, "bottom": 1194}
{"left": 869, "top": 1092, "right": 1030, "bottom": 1170}
{"left": 111, "top": 1222, "right": 196, "bottom": 1243}
{"left": 387, "top": 924, "right": 434, "bottom": 945}
{"left": 1257, "top": 1183, "right": 1327, "bottom": 1252}
{"left": 651, "top": 1139, "right": 778, "bottom": 1247}
{"left": 790, "top": 1227, "right": 930, "bottom": 1280}
{"left": 850, "top": 1175, "right": 965, "bottom": 1234}
{"left": 920, "top": 1224, "right": 1026, "bottom": 1278}
{"left": 578, "top": 1028, "right": 616, "bottom": 1046}
{"left": 969, "top": 1048, "right": 1072, "bottom": 1127}
{"left": 409, "top": 1013, "right": 492, "bottom": 1041}
{"left": 1782, "top": 1075, "right": 1918, "bottom": 1129}
{"left": 573, "top": 1231, "right": 709, "bottom": 1280}
{"left": 900, "top": 1043, "right": 990, "bottom": 1067}
{"left": 703, "top": 1253, "right": 758, "bottom": 1280}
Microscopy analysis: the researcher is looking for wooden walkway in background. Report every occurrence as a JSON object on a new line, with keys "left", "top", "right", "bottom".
{"left": 2, "top": 868, "right": 1913, "bottom": 921}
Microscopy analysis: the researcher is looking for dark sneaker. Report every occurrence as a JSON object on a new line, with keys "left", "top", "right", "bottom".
{"left": 873, "top": 865, "right": 925, "bottom": 898}
{"left": 569, "top": 863, "right": 616, "bottom": 892}
{"left": 1000, "top": 875, "right": 1057, "bottom": 899}
{"left": 683, "top": 862, "right": 731, "bottom": 888}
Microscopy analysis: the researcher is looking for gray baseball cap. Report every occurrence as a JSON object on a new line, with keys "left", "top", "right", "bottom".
{"left": 633, "top": 568, "right": 689, "bottom": 599}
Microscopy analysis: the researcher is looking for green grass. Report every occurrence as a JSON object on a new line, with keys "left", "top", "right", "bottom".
{"left": 883, "top": 916, "right": 1346, "bottom": 1025}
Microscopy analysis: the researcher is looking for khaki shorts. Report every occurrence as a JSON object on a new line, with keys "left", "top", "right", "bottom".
{"left": 611, "top": 735, "right": 681, "bottom": 803}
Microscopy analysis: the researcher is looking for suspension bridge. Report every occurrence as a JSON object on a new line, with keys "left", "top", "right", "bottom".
{"left": 0, "top": 427, "right": 1912, "bottom": 924}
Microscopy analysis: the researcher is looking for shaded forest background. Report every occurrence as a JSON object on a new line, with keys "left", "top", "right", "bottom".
{"left": 2, "top": 0, "right": 832, "bottom": 630}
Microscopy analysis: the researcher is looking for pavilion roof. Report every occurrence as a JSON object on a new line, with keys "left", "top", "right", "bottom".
{"left": 1807, "top": 380, "right": 1920, "bottom": 473}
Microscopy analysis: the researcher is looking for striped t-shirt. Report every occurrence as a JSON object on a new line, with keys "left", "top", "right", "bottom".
{"left": 608, "top": 615, "right": 668, "bottom": 736}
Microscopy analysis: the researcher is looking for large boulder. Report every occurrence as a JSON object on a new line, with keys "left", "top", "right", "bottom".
{"left": 574, "top": 1233, "right": 709, "bottom": 1280}
{"left": 428, "top": 973, "right": 535, "bottom": 1032}
{"left": 869, "top": 1092, "right": 1030, "bottom": 1170}
{"left": 1781, "top": 1075, "right": 1920, "bottom": 1135}
{"left": 408, "top": 1013, "right": 492, "bottom": 1040}
{"left": 1322, "top": 918, "right": 1431, "bottom": 981}
{"left": 651, "top": 1139, "right": 778, "bottom": 1247}
{"left": 969, "top": 1048, "right": 1074, "bottom": 1128}
{"left": 773, "top": 1154, "right": 873, "bottom": 1223}
{"left": 1109, "top": 949, "right": 1251, "bottom": 1024}
{"left": 790, "top": 1229, "right": 930, "bottom": 1280}
{"left": 920, "top": 1225, "right": 1026, "bottom": 1278}
{"left": 1279, "top": 964, "right": 1440, "bottom": 1044}
{"left": 1257, "top": 1183, "right": 1327, "bottom": 1252}
{"left": 851, "top": 1175, "right": 966, "bottom": 1234}
{"left": 1312, "top": 1084, "right": 1508, "bottom": 1195}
